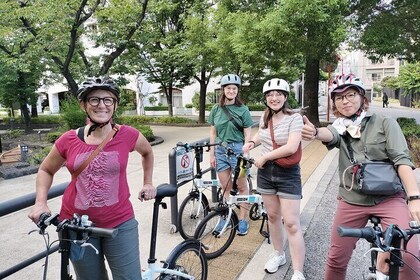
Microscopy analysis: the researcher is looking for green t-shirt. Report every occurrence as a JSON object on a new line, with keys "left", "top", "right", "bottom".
{"left": 208, "top": 104, "right": 253, "bottom": 143}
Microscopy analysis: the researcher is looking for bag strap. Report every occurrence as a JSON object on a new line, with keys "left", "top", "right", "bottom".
{"left": 72, "top": 124, "right": 120, "bottom": 180}
{"left": 269, "top": 119, "right": 278, "bottom": 149}
{"left": 220, "top": 106, "right": 243, "bottom": 132}
{"left": 342, "top": 134, "right": 357, "bottom": 164}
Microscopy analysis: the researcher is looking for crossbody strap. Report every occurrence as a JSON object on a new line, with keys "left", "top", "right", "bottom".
{"left": 72, "top": 124, "right": 120, "bottom": 180}
{"left": 269, "top": 119, "right": 277, "bottom": 149}
{"left": 220, "top": 106, "right": 243, "bottom": 132}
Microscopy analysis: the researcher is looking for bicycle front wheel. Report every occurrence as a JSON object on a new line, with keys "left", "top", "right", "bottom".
{"left": 178, "top": 192, "right": 210, "bottom": 240}
{"left": 161, "top": 240, "right": 208, "bottom": 280}
{"left": 194, "top": 209, "right": 238, "bottom": 259}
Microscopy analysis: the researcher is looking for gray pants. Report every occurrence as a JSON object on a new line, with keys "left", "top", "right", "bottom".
{"left": 71, "top": 218, "right": 141, "bottom": 280}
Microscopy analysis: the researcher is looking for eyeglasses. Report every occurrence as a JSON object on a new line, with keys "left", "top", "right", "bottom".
{"left": 266, "top": 91, "right": 285, "bottom": 98}
{"left": 334, "top": 92, "right": 359, "bottom": 103}
{"left": 87, "top": 96, "right": 116, "bottom": 107}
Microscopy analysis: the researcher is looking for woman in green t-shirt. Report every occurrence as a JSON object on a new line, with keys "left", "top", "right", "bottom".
{"left": 208, "top": 73, "right": 254, "bottom": 236}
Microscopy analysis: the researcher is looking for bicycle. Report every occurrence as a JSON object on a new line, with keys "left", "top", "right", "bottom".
{"left": 176, "top": 142, "right": 253, "bottom": 240}
{"left": 193, "top": 149, "right": 269, "bottom": 259}
{"left": 34, "top": 183, "right": 208, "bottom": 280}
{"left": 338, "top": 219, "right": 420, "bottom": 280}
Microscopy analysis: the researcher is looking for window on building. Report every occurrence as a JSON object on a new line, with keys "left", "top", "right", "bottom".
{"left": 371, "top": 73, "right": 381, "bottom": 81}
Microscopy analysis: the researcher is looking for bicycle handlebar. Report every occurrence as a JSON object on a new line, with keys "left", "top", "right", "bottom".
{"left": 176, "top": 141, "right": 219, "bottom": 152}
{"left": 338, "top": 222, "right": 420, "bottom": 252}
{"left": 337, "top": 226, "right": 377, "bottom": 243}
{"left": 38, "top": 213, "right": 118, "bottom": 238}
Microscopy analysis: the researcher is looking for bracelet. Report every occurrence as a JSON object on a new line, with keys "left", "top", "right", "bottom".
{"left": 248, "top": 140, "right": 256, "bottom": 146}
{"left": 408, "top": 195, "right": 420, "bottom": 201}
{"left": 314, "top": 127, "right": 319, "bottom": 137}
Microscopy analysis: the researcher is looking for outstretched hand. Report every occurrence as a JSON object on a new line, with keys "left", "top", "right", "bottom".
{"left": 302, "top": 115, "right": 317, "bottom": 141}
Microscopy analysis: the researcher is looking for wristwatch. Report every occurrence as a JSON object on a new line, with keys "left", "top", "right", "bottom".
{"left": 408, "top": 195, "right": 420, "bottom": 201}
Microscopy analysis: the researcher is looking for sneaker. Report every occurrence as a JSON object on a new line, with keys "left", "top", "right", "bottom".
{"left": 237, "top": 220, "right": 249, "bottom": 236}
{"left": 376, "top": 271, "right": 389, "bottom": 280}
{"left": 291, "top": 270, "right": 305, "bottom": 280}
{"left": 264, "top": 250, "right": 286, "bottom": 274}
{"left": 214, "top": 218, "right": 230, "bottom": 232}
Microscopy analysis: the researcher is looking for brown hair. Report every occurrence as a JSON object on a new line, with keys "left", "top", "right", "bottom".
{"left": 262, "top": 92, "right": 294, "bottom": 128}
{"left": 218, "top": 85, "right": 243, "bottom": 106}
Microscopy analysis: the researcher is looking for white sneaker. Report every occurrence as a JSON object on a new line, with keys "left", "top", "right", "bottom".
{"left": 264, "top": 250, "right": 286, "bottom": 274}
{"left": 291, "top": 270, "right": 305, "bottom": 280}
{"left": 376, "top": 271, "right": 389, "bottom": 280}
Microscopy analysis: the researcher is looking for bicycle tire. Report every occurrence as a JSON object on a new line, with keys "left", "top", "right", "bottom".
{"left": 194, "top": 209, "right": 238, "bottom": 259}
{"left": 178, "top": 191, "right": 210, "bottom": 240}
{"left": 160, "top": 239, "right": 208, "bottom": 280}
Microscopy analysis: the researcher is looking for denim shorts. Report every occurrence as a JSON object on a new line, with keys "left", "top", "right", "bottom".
{"left": 215, "top": 142, "right": 244, "bottom": 173}
{"left": 257, "top": 161, "right": 302, "bottom": 199}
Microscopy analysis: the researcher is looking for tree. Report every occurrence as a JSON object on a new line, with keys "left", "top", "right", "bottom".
{"left": 2, "top": 0, "right": 149, "bottom": 97}
{"left": 398, "top": 62, "right": 420, "bottom": 95}
{"left": 0, "top": 1, "right": 45, "bottom": 128}
{"left": 350, "top": 0, "right": 420, "bottom": 62}
{"left": 261, "top": 0, "right": 349, "bottom": 125}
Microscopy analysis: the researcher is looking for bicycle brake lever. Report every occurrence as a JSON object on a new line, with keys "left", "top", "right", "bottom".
{"left": 80, "top": 242, "right": 99, "bottom": 255}
{"left": 363, "top": 247, "right": 385, "bottom": 258}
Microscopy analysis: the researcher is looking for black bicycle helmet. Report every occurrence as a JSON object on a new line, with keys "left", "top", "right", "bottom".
{"left": 77, "top": 76, "right": 120, "bottom": 102}
{"left": 77, "top": 76, "right": 120, "bottom": 137}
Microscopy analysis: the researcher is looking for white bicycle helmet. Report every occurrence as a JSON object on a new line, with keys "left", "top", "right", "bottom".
{"left": 220, "top": 74, "right": 241, "bottom": 86}
{"left": 330, "top": 74, "right": 365, "bottom": 99}
{"left": 263, "top": 78, "right": 290, "bottom": 95}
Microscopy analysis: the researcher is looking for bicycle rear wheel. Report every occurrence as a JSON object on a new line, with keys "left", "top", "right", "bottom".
{"left": 161, "top": 240, "right": 208, "bottom": 280}
{"left": 178, "top": 191, "right": 210, "bottom": 240}
{"left": 194, "top": 209, "right": 238, "bottom": 259}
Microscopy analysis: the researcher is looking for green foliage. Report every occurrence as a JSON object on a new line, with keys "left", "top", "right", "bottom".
{"left": 132, "top": 125, "right": 154, "bottom": 141}
{"left": 5, "top": 129, "right": 24, "bottom": 139}
{"left": 247, "top": 104, "right": 266, "bottom": 111}
{"left": 397, "top": 117, "right": 420, "bottom": 167}
{"left": 398, "top": 62, "right": 420, "bottom": 95}
{"left": 192, "top": 93, "right": 200, "bottom": 110}
{"left": 60, "top": 97, "right": 86, "bottom": 129}
{"left": 185, "top": 104, "right": 193, "bottom": 108}
{"left": 397, "top": 118, "right": 420, "bottom": 138}
{"left": 46, "top": 132, "right": 63, "bottom": 143}
{"left": 144, "top": 106, "right": 169, "bottom": 111}
{"left": 352, "top": 0, "right": 420, "bottom": 62}
{"left": 153, "top": 116, "right": 196, "bottom": 124}
{"left": 31, "top": 115, "right": 62, "bottom": 124}
{"left": 29, "top": 146, "right": 52, "bottom": 166}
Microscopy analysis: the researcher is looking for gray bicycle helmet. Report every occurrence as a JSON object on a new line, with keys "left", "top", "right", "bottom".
{"left": 77, "top": 76, "right": 120, "bottom": 102}
{"left": 220, "top": 74, "right": 241, "bottom": 86}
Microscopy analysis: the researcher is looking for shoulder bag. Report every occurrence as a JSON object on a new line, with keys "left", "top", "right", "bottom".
{"left": 269, "top": 119, "right": 302, "bottom": 168}
{"left": 342, "top": 133, "right": 403, "bottom": 195}
{"left": 72, "top": 124, "right": 120, "bottom": 180}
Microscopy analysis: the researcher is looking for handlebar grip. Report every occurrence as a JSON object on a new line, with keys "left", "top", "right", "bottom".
{"left": 337, "top": 226, "right": 376, "bottom": 242}
{"left": 90, "top": 227, "right": 119, "bottom": 238}
{"left": 65, "top": 224, "right": 119, "bottom": 238}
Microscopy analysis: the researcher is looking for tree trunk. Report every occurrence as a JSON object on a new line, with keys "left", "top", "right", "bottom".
{"left": 198, "top": 70, "right": 208, "bottom": 124}
{"left": 304, "top": 58, "right": 321, "bottom": 127}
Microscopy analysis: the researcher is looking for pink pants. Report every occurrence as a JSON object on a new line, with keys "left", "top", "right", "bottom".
{"left": 324, "top": 197, "right": 420, "bottom": 280}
